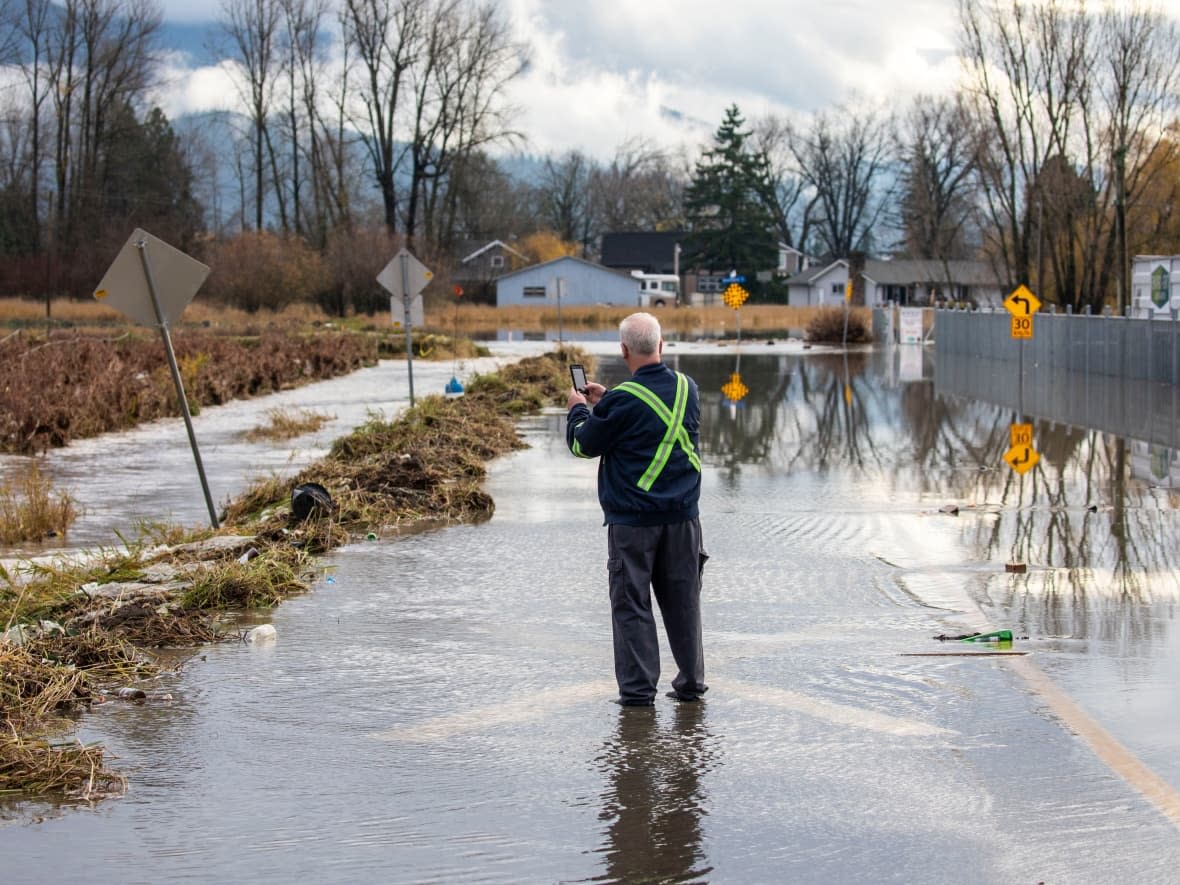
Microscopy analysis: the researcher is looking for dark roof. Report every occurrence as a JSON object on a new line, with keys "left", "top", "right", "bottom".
{"left": 600, "top": 231, "right": 686, "bottom": 273}
{"left": 864, "top": 259, "right": 1001, "bottom": 287}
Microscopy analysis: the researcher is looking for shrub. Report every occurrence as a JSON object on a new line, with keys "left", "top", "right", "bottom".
{"left": 201, "top": 231, "right": 330, "bottom": 313}
{"left": 805, "top": 306, "right": 872, "bottom": 344}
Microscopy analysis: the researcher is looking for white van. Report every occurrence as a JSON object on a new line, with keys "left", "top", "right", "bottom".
{"left": 631, "top": 271, "right": 680, "bottom": 307}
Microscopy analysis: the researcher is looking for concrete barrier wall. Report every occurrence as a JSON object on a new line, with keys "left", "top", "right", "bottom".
{"left": 934, "top": 308, "right": 1180, "bottom": 385}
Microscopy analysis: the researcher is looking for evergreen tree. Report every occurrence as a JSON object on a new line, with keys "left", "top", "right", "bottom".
{"left": 683, "top": 105, "right": 778, "bottom": 280}
{"left": 102, "top": 104, "right": 205, "bottom": 250}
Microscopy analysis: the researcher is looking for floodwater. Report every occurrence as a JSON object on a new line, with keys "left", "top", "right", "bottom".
{"left": 4, "top": 341, "right": 1180, "bottom": 883}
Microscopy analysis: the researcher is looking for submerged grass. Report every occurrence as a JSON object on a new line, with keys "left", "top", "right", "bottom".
{"left": 0, "top": 461, "right": 78, "bottom": 544}
{"left": 245, "top": 408, "right": 335, "bottom": 442}
{"left": 0, "top": 347, "right": 583, "bottom": 803}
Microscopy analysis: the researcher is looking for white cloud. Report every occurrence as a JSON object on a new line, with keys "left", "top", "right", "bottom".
{"left": 152, "top": 0, "right": 1180, "bottom": 163}
{"left": 499, "top": 0, "right": 963, "bottom": 157}
{"left": 154, "top": 56, "right": 243, "bottom": 117}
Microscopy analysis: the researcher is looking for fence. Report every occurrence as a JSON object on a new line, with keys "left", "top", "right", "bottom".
{"left": 935, "top": 306, "right": 1180, "bottom": 385}
{"left": 933, "top": 306, "right": 1180, "bottom": 450}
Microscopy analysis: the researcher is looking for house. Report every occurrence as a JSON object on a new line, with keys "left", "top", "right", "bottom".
{"left": 495, "top": 255, "right": 641, "bottom": 308}
{"left": 688, "top": 242, "right": 811, "bottom": 299}
{"left": 452, "top": 239, "right": 528, "bottom": 302}
{"left": 866, "top": 259, "right": 1003, "bottom": 307}
{"left": 601, "top": 229, "right": 815, "bottom": 302}
{"left": 787, "top": 258, "right": 1003, "bottom": 307}
{"left": 787, "top": 260, "right": 853, "bottom": 307}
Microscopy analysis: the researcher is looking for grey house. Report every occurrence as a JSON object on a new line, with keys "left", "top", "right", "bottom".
{"left": 495, "top": 255, "right": 640, "bottom": 308}
{"left": 453, "top": 239, "right": 527, "bottom": 303}
{"left": 788, "top": 258, "right": 1003, "bottom": 307}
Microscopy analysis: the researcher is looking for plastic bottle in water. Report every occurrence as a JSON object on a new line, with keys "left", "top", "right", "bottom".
{"left": 960, "top": 629, "right": 1013, "bottom": 643}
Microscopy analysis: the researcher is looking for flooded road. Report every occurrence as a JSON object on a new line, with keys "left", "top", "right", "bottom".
{"left": 4, "top": 342, "right": 1180, "bottom": 882}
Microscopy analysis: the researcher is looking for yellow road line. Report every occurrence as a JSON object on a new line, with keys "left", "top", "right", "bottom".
{"left": 1011, "top": 656, "right": 1180, "bottom": 830}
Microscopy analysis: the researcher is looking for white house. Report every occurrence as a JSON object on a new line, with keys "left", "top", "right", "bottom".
{"left": 787, "top": 258, "right": 1003, "bottom": 307}
{"left": 495, "top": 255, "right": 641, "bottom": 308}
{"left": 786, "top": 259, "right": 852, "bottom": 306}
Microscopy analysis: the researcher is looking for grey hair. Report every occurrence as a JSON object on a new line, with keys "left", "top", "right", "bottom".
{"left": 619, "top": 312, "right": 661, "bottom": 355}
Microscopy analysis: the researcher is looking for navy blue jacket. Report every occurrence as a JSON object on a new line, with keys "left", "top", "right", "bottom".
{"left": 566, "top": 362, "right": 701, "bottom": 526}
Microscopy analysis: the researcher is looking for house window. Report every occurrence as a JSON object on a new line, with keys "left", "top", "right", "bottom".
{"left": 490, "top": 254, "right": 504, "bottom": 268}
{"left": 522, "top": 286, "right": 546, "bottom": 299}
{"left": 831, "top": 283, "right": 844, "bottom": 295}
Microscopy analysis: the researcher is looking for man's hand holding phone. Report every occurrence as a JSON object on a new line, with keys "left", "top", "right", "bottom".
{"left": 568, "top": 363, "right": 606, "bottom": 409}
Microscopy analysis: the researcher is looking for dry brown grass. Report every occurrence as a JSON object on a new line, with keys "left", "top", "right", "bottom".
{"left": 0, "top": 461, "right": 78, "bottom": 544}
{"left": 0, "top": 642, "right": 125, "bottom": 800}
{"left": 0, "top": 329, "right": 378, "bottom": 454}
{"left": 245, "top": 408, "right": 335, "bottom": 442}
{"left": 1, "top": 297, "right": 868, "bottom": 343}
{"left": 426, "top": 303, "right": 872, "bottom": 338}
{"left": 0, "top": 296, "right": 333, "bottom": 333}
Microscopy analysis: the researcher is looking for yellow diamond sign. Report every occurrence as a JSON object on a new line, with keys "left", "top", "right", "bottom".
{"left": 722, "top": 283, "right": 749, "bottom": 309}
{"left": 721, "top": 372, "right": 748, "bottom": 401}
{"left": 1004, "top": 285, "right": 1042, "bottom": 316}
{"left": 1004, "top": 444, "right": 1040, "bottom": 475}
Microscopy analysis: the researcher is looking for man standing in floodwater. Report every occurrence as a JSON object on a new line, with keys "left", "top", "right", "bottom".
{"left": 566, "top": 312, "right": 708, "bottom": 706}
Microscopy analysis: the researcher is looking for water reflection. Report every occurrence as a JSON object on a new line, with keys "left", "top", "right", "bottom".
{"left": 592, "top": 704, "right": 714, "bottom": 884}
{"left": 661, "top": 351, "right": 1180, "bottom": 593}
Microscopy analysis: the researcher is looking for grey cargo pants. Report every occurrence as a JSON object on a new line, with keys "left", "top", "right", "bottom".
{"left": 607, "top": 518, "right": 708, "bottom": 704}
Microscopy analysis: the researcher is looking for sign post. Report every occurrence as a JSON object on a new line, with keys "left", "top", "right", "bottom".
{"left": 721, "top": 272, "right": 748, "bottom": 341}
{"left": 93, "top": 229, "right": 219, "bottom": 528}
{"left": 553, "top": 276, "right": 566, "bottom": 344}
{"left": 1003, "top": 284, "right": 1042, "bottom": 422}
{"left": 1004, "top": 284, "right": 1041, "bottom": 340}
{"left": 377, "top": 249, "right": 433, "bottom": 408}
{"left": 1001, "top": 287, "right": 1043, "bottom": 479}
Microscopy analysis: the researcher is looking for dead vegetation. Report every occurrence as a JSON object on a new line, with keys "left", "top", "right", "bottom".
{"left": 0, "top": 329, "right": 379, "bottom": 454}
{"left": 804, "top": 306, "right": 873, "bottom": 344}
{"left": 0, "top": 461, "right": 79, "bottom": 544}
{"left": 0, "top": 347, "right": 587, "bottom": 803}
{"left": 245, "top": 408, "right": 335, "bottom": 442}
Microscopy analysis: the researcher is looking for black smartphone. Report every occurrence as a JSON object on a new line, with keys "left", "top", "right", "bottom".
{"left": 570, "top": 364, "right": 588, "bottom": 393}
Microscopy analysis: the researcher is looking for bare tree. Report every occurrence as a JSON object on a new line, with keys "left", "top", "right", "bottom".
{"left": 959, "top": 0, "right": 1094, "bottom": 301}
{"left": 752, "top": 115, "right": 816, "bottom": 252}
{"left": 534, "top": 149, "right": 593, "bottom": 248}
{"left": 276, "top": 0, "right": 329, "bottom": 237}
{"left": 341, "top": 0, "right": 428, "bottom": 234}
{"left": 1099, "top": 2, "right": 1180, "bottom": 313}
{"left": 788, "top": 101, "right": 896, "bottom": 257}
{"left": 219, "top": 0, "right": 282, "bottom": 231}
{"left": 407, "top": 0, "right": 524, "bottom": 251}
{"left": 47, "top": 0, "right": 162, "bottom": 255}
{"left": 898, "top": 94, "right": 979, "bottom": 260}
{"left": 961, "top": 0, "right": 1179, "bottom": 311}
{"left": 11, "top": 0, "right": 55, "bottom": 256}
{"left": 590, "top": 137, "right": 685, "bottom": 236}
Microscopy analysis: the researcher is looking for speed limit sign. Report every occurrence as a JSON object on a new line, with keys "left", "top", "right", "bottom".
{"left": 1010, "top": 315, "right": 1033, "bottom": 339}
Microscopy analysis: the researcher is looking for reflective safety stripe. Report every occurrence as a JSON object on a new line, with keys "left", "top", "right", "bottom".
{"left": 616, "top": 373, "right": 701, "bottom": 490}
{"left": 571, "top": 421, "right": 592, "bottom": 458}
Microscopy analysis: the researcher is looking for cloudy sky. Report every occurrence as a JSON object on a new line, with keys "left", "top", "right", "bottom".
{"left": 149, "top": 0, "right": 1180, "bottom": 161}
